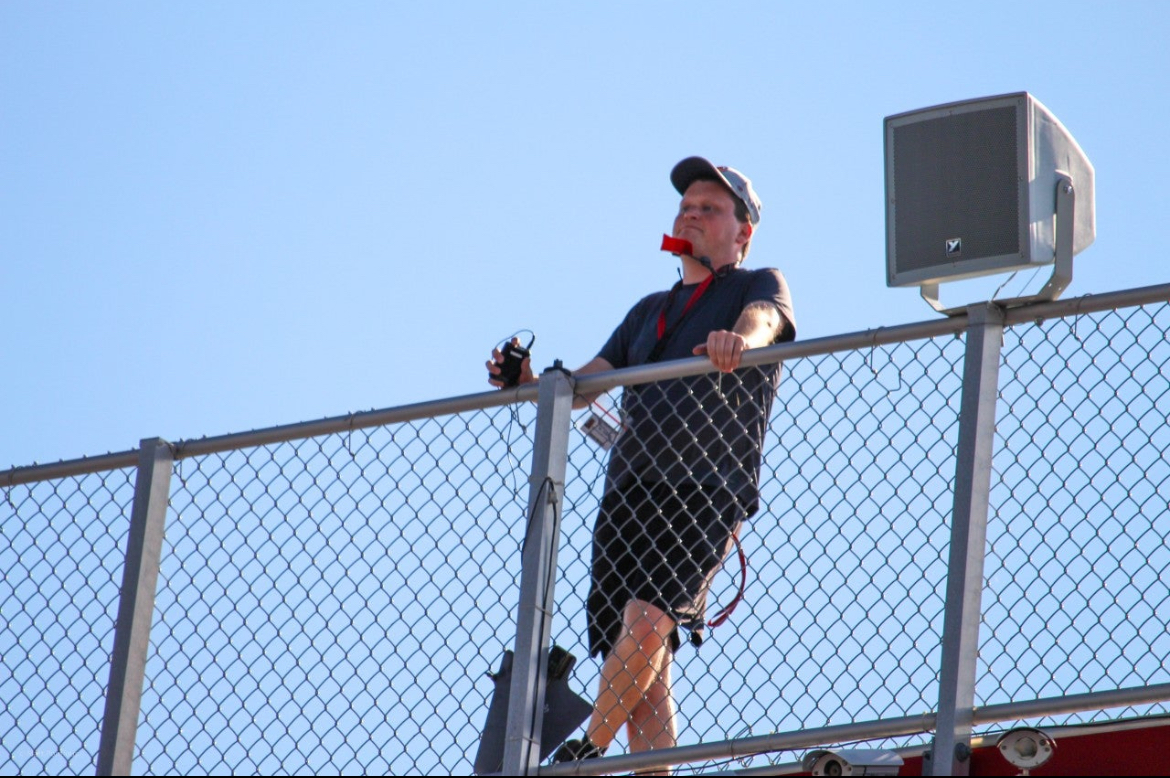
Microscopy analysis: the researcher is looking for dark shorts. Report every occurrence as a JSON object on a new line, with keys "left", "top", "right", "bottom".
{"left": 586, "top": 481, "right": 746, "bottom": 658}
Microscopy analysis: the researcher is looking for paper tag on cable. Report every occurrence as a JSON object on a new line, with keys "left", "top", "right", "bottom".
{"left": 580, "top": 413, "right": 621, "bottom": 450}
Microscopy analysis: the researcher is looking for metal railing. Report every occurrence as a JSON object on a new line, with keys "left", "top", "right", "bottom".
{"left": 2, "top": 283, "right": 1169, "bottom": 775}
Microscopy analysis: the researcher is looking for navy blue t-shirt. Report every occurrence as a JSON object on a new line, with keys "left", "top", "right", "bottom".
{"left": 597, "top": 266, "right": 796, "bottom": 515}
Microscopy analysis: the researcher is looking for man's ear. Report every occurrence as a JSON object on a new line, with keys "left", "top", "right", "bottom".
{"left": 737, "top": 222, "right": 753, "bottom": 248}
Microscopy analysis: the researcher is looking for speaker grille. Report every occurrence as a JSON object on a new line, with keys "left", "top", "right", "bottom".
{"left": 892, "top": 105, "right": 1020, "bottom": 275}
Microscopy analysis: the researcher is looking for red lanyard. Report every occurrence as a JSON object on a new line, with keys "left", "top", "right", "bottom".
{"left": 657, "top": 273, "right": 716, "bottom": 340}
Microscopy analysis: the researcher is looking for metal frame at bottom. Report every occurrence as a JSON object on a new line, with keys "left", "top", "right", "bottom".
{"left": 537, "top": 682, "right": 1170, "bottom": 776}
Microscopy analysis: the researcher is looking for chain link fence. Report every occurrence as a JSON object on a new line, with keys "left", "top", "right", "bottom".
{"left": 2, "top": 288, "right": 1169, "bottom": 775}
{"left": 982, "top": 304, "right": 1170, "bottom": 717}
{"left": 1, "top": 468, "right": 137, "bottom": 774}
{"left": 137, "top": 407, "right": 540, "bottom": 775}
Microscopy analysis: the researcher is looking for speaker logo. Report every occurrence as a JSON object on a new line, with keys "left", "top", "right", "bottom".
{"left": 945, "top": 238, "right": 962, "bottom": 258}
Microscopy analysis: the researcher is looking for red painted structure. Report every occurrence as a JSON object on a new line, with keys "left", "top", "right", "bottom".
{"left": 906, "top": 717, "right": 1170, "bottom": 776}
{"left": 790, "top": 716, "right": 1170, "bottom": 776}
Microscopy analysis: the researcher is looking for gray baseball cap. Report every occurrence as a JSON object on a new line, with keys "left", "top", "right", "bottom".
{"left": 670, "top": 156, "right": 762, "bottom": 225}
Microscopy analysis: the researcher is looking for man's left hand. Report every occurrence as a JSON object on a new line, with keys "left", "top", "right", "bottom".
{"left": 694, "top": 330, "right": 747, "bottom": 372}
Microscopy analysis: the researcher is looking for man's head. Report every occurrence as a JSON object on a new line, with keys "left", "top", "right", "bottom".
{"left": 670, "top": 157, "right": 762, "bottom": 264}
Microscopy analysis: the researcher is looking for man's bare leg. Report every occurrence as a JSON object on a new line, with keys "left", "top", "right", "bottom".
{"left": 628, "top": 652, "right": 677, "bottom": 753}
{"left": 586, "top": 599, "right": 677, "bottom": 751}
{"left": 626, "top": 652, "right": 678, "bottom": 774}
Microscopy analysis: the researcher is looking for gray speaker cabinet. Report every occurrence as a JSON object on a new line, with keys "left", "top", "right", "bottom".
{"left": 885, "top": 92, "right": 1094, "bottom": 294}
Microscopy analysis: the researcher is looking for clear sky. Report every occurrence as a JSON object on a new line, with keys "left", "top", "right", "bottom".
{"left": 3, "top": 1, "right": 1168, "bottom": 469}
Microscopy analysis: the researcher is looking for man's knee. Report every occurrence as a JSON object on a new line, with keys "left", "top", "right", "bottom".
{"left": 622, "top": 600, "right": 675, "bottom": 648}
{"left": 628, "top": 677, "right": 671, "bottom": 725}
{"left": 628, "top": 696, "right": 656, "bottom": 730}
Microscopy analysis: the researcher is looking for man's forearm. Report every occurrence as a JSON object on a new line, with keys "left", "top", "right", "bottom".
{"left": 571, "top": 356, "right": 616, "bottom": 409}
{"left": 732, "top": 301, "right": 784, "bottom": 349}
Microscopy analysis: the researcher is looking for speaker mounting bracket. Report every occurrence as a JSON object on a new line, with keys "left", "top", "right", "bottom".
{"left": 921, "top": 173, "right": 1076, "bottom": 316}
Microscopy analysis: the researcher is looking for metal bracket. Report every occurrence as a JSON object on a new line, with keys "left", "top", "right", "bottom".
{"left": 921, "top": 173, "right": 1076, "bottom": 316}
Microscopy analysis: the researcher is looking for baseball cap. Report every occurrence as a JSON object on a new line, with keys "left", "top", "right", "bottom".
{"left": 670, "top": 156, "right": 762, "bottom": 226}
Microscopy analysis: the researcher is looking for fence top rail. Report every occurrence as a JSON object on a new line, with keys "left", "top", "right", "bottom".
{"left": 3, "top": 281, "right": 1168, "bottom": 488}
{"left": 572, "top": 280, "right": 1170, "bottom": 395}
{"left": 0, "top": 387, "right": 538, "bottom": 487}
{"left": 0, "top": 450, "right": 139, "bottom": 488}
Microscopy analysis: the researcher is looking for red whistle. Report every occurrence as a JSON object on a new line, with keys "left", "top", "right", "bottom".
{"left": 660, "top": 234, "right": 694, "bottom": 256}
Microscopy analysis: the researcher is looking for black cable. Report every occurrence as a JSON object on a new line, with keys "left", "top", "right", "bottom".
{"left": 542, "top": 479, "right": 561, "bottom": 609}
{"left": 520, "top": 475, "right": 566, "bottom": 621}
{"left": 492, "top": 328, "right": 536, "bottom": 496}
{"left": 501, "top": 403, "right": 528, "bottom": 498}
{"left": 502, "top": 329, "right": 536, "bottom": 351}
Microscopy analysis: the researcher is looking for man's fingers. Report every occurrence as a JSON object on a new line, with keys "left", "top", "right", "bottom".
{"left": 487, "top": 350, "right": 509, "bottom": 388}
{"left": 701, "top": 331, "right": 746, "bottom": 372}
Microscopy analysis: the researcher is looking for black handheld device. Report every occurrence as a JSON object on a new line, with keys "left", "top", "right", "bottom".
{"left": 492, "top": 332, "right": 535, "bottom": 388}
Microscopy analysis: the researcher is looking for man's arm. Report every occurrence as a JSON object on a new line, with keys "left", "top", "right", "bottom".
{"left": 569, "top": 356, "right": 615, "bottom": 409}
{"left": 488, "top": 343, "right": 614, "bottom": 408}
{"left": 692, "top": 301, "right": 785, "bottom": 372}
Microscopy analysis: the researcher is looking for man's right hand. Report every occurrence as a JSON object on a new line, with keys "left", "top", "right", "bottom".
{"left": 487, "top": 337, "right": 535, "bottom": 388}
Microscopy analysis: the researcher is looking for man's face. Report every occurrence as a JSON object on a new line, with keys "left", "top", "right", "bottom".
{"left": 672, "top": 180, "right": 752, "bottom": 265}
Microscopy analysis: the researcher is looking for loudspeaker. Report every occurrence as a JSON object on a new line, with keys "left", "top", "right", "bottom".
{"left": 885, "top": 92, "right": 1094, "bottom": 288}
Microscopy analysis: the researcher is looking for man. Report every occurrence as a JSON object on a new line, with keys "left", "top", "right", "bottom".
{"left": 488, "top": 156, "right": 796, "bottom": 767}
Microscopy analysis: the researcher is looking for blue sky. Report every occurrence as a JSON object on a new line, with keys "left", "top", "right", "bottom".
{"left": 3, "top": 1, "right": 1169, "bottom": 469}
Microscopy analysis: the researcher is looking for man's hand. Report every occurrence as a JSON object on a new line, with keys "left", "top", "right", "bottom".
{"left": 693, "top": 302, "right": 784, "bottom": 372}
{"left": 693, "top": 330, "right": 748, "bottom": 372}
{"left": 487, "top": 337, "right": 535, "bottom": 388}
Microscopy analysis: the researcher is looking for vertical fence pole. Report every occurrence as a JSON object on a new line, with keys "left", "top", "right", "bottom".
{"left": 96, "top": 438, "right": 174, "bottom": 776}
{"left": 503, "top": 366, "right": 575, "bottom": 775}
{"left": 929, "top": 304, "right": 1004, "bottom": 776}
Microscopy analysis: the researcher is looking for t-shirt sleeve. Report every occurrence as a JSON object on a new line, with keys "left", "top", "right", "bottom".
{"left": 746, "top": 267, "right": 797, "bottom": 343}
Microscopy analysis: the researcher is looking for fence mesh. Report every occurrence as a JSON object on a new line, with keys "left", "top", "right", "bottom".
{"left": 1, "top": 298, "right": 1169, "bottom": 775}
{"left": 981, "top": 303, "right": 1170, "bottom": 725}
{"left": 134, "top": 406, "right": 537, "bottom": 775}
{"left": 0, "top": 468, "right": 137, "bottom": 775}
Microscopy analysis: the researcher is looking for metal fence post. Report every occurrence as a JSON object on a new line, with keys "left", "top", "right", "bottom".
{"left": 96, "top": 438, "right": 174, "bottom": 776}
{"left": 928, "top": 304, "right": 1004, "bottom": 776}
{"left": 502, "top": 366, "right": 575, "bottom": 775}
